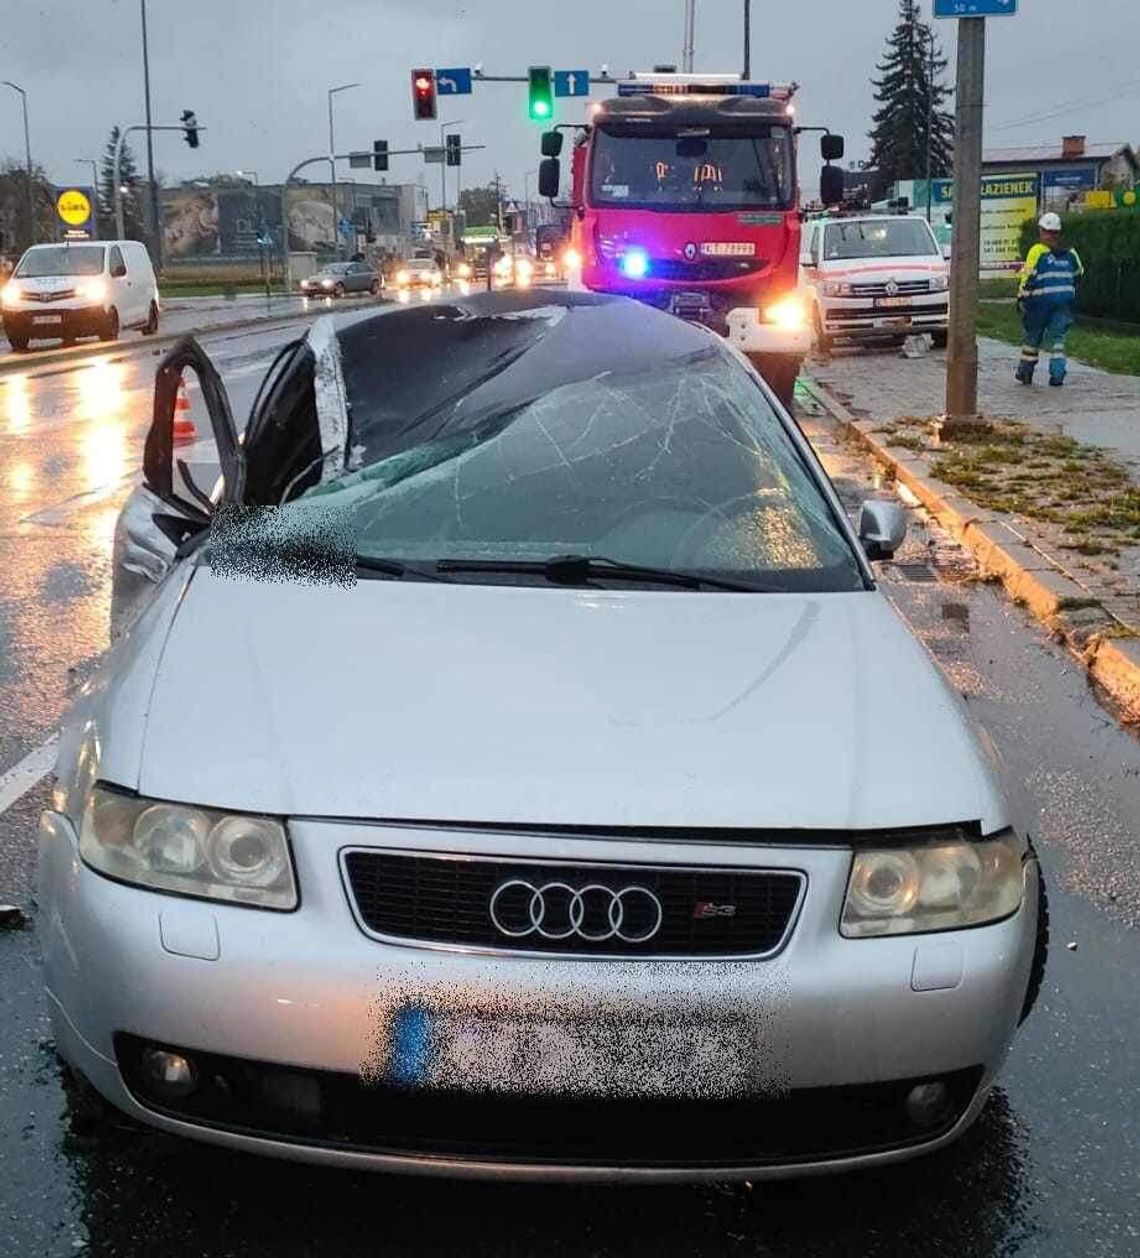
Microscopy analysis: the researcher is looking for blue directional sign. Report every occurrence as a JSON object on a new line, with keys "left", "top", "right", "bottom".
{"left": 554, "top": 69, "right": 590, "bottom": 98}
{"left": 934, "top": 0, "right": 1017, "bottom": 16}
{"left": 435, "top": 67, "right": 472, "bottom": 95}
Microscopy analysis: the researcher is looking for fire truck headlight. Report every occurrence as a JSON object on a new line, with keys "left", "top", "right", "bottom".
{"left": 619, "top": 248, "right": 649, "bottom": 279}
{"left": 763, "top": 295, "right": 808, "bottom": 330}
{"left": 563, "top": 248, "right": 582, "bottom": 271}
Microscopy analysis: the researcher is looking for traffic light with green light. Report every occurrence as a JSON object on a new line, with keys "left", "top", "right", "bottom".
{"left": 528, "top": 66, "right": 553, "bottom": 122}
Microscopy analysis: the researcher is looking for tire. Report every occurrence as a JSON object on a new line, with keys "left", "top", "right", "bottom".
{"left": 142, "top": 302, "right": 159, "bottom": 336}
{"left": 748, "top": 353, "right": 800, "bottom": 412}
{"left": 812, "top": 307, "right": 832, "bottom": 355}
{"left": 1019, "top": 848, "right": 1049, "bottom": 1025}
{"left": 370, "top": 280, "right": 380, "bottom": 296}
{"left": 7, "top": 334, "right": 29, "bottom": 352}
{"left": 334, "top": 283, "right": 346, "bottom": 298}
{"left": 99, "top": 307, "right": 120, "bottom": 343}
{"left": 932, "top": 329, "right": 948, "bottom": 349}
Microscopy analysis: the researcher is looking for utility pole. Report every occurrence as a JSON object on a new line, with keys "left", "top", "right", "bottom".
{"left": 327, "top": 82, "right": 360, "bottom": 261}
{"left": 682, "top": 0, "right": 696, "bottom": 72}
{"left": 945, "top": 16, "right": 985, "bottom": 426}
{"left": 743, "top": 0, "right": 752, "bottom": 79}
{"left": 3, "top": 83, "right": 33, "bottom": 249}
{"left": 139, "top": 0, "right": 161, "bottom": 265}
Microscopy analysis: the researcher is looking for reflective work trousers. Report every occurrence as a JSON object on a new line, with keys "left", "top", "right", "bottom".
{"left": 1018, "top": 300, "right": 1074, "bottom": 382}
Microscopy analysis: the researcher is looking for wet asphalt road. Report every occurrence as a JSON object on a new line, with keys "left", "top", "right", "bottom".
{"left": 1, "top": 336, "right": 1139, "bottom": 1256}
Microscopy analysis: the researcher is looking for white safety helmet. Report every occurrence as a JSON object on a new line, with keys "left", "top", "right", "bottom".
{"left": 1038, "top": 212, "right": 1063, "bottom": 232}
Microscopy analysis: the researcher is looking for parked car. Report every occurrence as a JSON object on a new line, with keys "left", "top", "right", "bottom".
{"left": 299, "top": 261, "right": 382, "bottom": 298}
{"left": 802, "top": 215, "right": 949, "bottom": 351}
{"left": 2, "top": 240, "right": 159, "bottom": 350}
{"left": 44, "top": 291, "right": 1045, "bottom": 1182}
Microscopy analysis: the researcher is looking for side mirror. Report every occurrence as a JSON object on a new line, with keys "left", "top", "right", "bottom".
{"left": 538, "top": 157, "right": 561, "bottom": 200}
{"left": 540, "top": 130, "right": 564, "bottom": 158}
{"left": 821, "top": 133, "right": 845, "bottom": 162}
{"left": 859, "top": 500, "right": 907, "bottom": 560}
{"left": 819, "top": 165, "right": 844, "bottom": 208}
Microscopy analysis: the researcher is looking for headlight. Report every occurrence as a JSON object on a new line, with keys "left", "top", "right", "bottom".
{"left": 562, "top": 248, "right": 582, "bottom": 270}
{"left": 320, "top": 279, "right": 334, "bottom": 289}
{"left": 79, "top": 278, "right": 108, "bottom": 304}
{"left": 456, "top": 262, "right": 472, "bottom": 278}
{"left": 930, "top": 274, "right": 949, "bottom": 291}
{"left": 1, "top": 281, "right": 22, "bottom": 308}
{"left": 821, "top": 280, "right": 853, "bottom": 297}
{"left": 762, "top": 294, "right": 808, "bottom": 329}
{"left": 841, "top": 831, "right": 1024, "bottom": 938}
{"left": 79, "top": 785, "right": 297, "bottom": 910}
{"left": 396, "top": 270, "right": 410, "bottom": 284}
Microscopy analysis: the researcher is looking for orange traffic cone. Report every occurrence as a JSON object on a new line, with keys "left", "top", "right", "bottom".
{"left": 172, "top": 377, "right": 196, "bottom": 444}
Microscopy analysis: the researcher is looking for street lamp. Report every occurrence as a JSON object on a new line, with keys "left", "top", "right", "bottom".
{"left": 327, "top": 82, "right": 360, "bottom": 259}
{"left": 75, "top": 158, "right": 100, "bottom": 238}
{"left": 918, "top": 21, "right": 936, "bottom": 222}
{"left": 3, "top": 82, "right": 34, "bottom": 248}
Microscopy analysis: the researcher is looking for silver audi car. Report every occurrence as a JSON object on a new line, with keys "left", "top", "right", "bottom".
{"left": 39, "top": 291, "right": 1046, "bottom": 1181}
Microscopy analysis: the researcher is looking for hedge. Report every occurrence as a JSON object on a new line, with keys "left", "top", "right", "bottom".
{"left": 1019, "top": 212, "right": 1140, "bottom": 323}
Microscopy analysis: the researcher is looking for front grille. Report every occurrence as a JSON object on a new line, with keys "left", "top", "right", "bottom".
{"left": 829, "top": 303, "right": 947, "bottom": 323}
{"left": 851, "top": 279, "right": 932, "bottom": 297}
{"left": 28, "top": 289, "right": 76, "bottom": 302}
{"left": 115, "top": 1034, "right": 984, "bottom": 1168}
{"left": 649, "top": 256, "right": 765, "bottom": 282}
{"left": 341, "top": 851, "right": 804, "bottom": 957}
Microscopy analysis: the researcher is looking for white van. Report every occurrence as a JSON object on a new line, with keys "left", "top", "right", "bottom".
{"left": 1, "top": 240, "right": 160, "bottom": 351}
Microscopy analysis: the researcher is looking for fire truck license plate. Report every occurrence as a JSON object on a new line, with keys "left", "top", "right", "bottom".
{"left": 701, "top": 242, "right": 755, "bottom": 256}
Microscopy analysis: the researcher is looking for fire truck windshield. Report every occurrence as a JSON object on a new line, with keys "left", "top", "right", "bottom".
{"left": 590, "top": 126, "right": 793, "bottom": 212}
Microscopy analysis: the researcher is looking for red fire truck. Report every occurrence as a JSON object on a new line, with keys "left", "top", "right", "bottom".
{"left": 538, "top": 73, "right": 845, "bottom": 408}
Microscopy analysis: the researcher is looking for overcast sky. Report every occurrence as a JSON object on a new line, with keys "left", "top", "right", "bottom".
{"left": 3, "top": 0, "right": 1137, "bottom": 204}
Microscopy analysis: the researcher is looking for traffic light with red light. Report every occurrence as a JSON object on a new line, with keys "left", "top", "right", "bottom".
{"left": 411, "top": 69, "right": 437, "bottom": 121}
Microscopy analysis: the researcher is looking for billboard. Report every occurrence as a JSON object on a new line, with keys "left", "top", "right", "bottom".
{"left": 286, "top": 185, "right": 335, "bottom": 253}
{"left": 925, "top": 174, "right": 1040, "bottom": 271}
{"left": 1042, "top": 168, "right": 1097, "bottom": 211}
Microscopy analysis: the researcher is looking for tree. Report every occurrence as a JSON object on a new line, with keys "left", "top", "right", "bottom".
{"left": 456, "top": 182, "right": 501, "bottom": 228}
{"left": 0, "top": 159, "right": 57, "bottom": 255}
{"left": 867, "top": 0, "right": 954, "bottom": 201}
{"left": 99, "top": 127, "right": 146, "bottom": 241}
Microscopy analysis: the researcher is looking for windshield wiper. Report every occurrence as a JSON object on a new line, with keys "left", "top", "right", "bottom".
{"left": 354, "top": 555, "right": 452, "bottom": 582}
{"left": 435, "top": 553, "right": 764, "bottom": 592}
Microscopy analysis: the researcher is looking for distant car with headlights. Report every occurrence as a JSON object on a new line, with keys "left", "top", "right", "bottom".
{"left": 2, "top": 240, "right": 159, "bottom": 350}
{"left": 396, "top": 258, "right": 443, "bottom": 289}
{"left": 299, "top": 261, "right": 382, "bottom": 298}
{"left": 44, "top": 291, "right": 1045, "bottom": 1182}
{"left": 802, "top": 215, "right": 949, "bottom": 351}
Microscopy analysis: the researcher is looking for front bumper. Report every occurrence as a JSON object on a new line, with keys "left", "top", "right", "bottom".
{"left": 3, "top": 303, "right": 107, "bottom": 339}
{"left": 38, "top": 810, "right": 1038, "bottom": 1181}
{"left": 819, "top": 297, "right": 949, "bottom": 340}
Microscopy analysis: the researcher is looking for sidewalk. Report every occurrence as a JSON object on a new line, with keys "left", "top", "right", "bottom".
{"left": 805, "top": 338, "right": 1140, "bottom": 719}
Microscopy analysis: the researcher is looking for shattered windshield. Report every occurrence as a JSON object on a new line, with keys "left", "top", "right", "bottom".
{"left": 296, "top": 311, "right": 861, "bottom": 591}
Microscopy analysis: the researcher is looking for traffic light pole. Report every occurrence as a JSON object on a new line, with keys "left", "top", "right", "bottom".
{"left": 945, "top": 17, "right": 985, "bottom": 427}
{"left": 113, "top": 123, "right": 207, "bottom": 241}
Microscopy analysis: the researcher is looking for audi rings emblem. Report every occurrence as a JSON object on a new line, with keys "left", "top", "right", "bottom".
{"left": 489, "top": 880, "right": 664, "bottom": 944}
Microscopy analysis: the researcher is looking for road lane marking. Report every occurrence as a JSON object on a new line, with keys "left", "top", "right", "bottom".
{"left": 0, "top": 736, "right": 58, "bottom": 816}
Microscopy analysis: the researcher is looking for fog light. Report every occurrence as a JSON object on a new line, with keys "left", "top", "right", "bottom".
{"left": 140, "top": 1047, "right": 198, "bottom": 1098}
{"left": 905, "top": 1080, "right": 951, "bottom": 1127}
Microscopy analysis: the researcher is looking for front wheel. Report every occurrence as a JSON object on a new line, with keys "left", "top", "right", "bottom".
{"left": 334, "top": 283, "right": 346, "bottom": 298}
{"left": 370, "top": 279, "right": 381, "bottom": 296}
{"left": 6, "top": 331, "right": 29, "bottom": 352}
{"left": 747, "top": 353, "right": 800, "bottom": 412}
{"left": 99, "top": 307, "right": 120, "bottom": 343}
{"left": 142, "top": 302, "right": 159, "bottom": 336}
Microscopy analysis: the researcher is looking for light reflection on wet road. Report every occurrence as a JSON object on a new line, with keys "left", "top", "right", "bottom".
{"left": 0, "top": 344, "right": 1138, "bottom": 1256}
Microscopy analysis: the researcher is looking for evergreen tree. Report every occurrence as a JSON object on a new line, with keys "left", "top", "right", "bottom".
{"left": 99, "top": 127, "right": 146, "bottom": 241}
{"left": 867, "top": 0, "right": 954, "bottom": 200}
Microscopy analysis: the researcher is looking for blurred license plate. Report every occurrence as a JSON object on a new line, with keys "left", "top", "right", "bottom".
{"left": 390, "top": 1007, "right": 750, "bottom": 1096}
{"left": 877, "top": 296, "right": 911, "bottom": 308}
{"left": 873, "top": 317, "right": 909, "bottom": 328}
{"left": 33, "top": 315, "right": 62, "bottom": 325}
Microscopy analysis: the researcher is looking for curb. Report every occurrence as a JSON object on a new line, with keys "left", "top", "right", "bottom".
{"left": 0, "top": 296, "right": 389, "bottom": 378}
{"left": 801, "top": 373, "right": 1140, "bottom": 723}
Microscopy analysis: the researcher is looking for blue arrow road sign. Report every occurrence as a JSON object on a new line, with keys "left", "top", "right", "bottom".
{"left": 934, "top": 0, "right": 1017, "bottom": 15}
{"left": 435, "top": 67, "right": 472, "bottom": 95}
{"left": 554, "top": 70, "right": 590, "bottom": 97}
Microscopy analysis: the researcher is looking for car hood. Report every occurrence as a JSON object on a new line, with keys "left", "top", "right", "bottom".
{"left": 817, "top": 254, "right": 948, "bottom": 283}
{"left": 134, "top": 568, "right": 1006, "bottom": 832}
